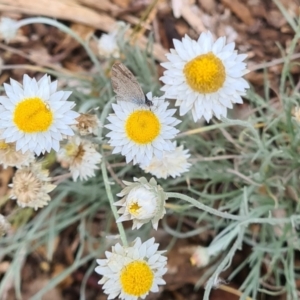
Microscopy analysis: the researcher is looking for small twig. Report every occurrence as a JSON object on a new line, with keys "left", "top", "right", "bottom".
{"left": 249, "top": 53, "right": 300, "bottom": 71}
{"left": 218, "top": 125, "right": 244, "bottom": 151}
{"left": 52, "top": 173, "right": 73, "bottom": 185}
{"left": 109, "top": 162, "right": 127, "bottom": 168}
{"left": 105, "top": 161, "right": 125, "bottom": 188}
{"left": 259, "top": 280, "right": 285, "bottom": 292}
{"left": 226, "top": 168, "right": 261, "bottom": 186}
{"left": 191, "top": 154, "right": 240, "bottom": 162}
{"left": 219, "top": 284, "right": 254, "bottom": 300}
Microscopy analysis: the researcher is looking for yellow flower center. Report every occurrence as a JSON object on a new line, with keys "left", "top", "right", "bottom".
{"left": 120, "top": 261, "right": 154, "bottom": 297}
{"left": 13, "top": 98, "right": 53, "bottom": 133}
{"left": 129, "top": 202, "right": 141, "bottom": 216}
{"left": 183, "top": 52, "right": 226, "bottom": 93}
{"left": 125, "top": 110, "right": 160, "bottom": 144}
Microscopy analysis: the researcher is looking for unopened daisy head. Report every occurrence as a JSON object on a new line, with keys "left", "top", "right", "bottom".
{"left": 160, "top": 31, "right": 249, "bottom": 122}
{"left": 9, "top": 162, "right": 56, "bottom": 210}
{"left": 98, "top": 31, "right": 120, "bottom": 59}
{"left": 56, "top": 136, "right": 102, "bottom": 181}
{"left": 190, "top": 246, "right": 210, "bottom": 268}
{"left": 98, "top": 22, "right": 126, "bottom": 59}
{"left": 105, "top": 92, "right": 180, "bottom": 165}
{"left": 0, "top": 17, "right": 19, "bottom": 42}
{"left": 0, "top": 74, "right": 79, "bottom": 155}
{"left": 140, "top": 141, "right": 191, "bottom": 179}
{"left": 115, "top": 177, "right": 167, "bottom": 230}
{"left": 95, "top": 237, "right": 167, "bottom": 300}
{"left": 0, "top": 138, "right": 35, "bottom": 169}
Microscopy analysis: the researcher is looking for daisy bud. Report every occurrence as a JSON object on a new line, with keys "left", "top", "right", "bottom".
{"left": 190, "top": 246, "right": 210, "bottom": 268}
{"left": 115, "top": 177, "right": 167, "bottom": 230}
{"left": 0, "top": 17, "right": 19, "bottom": 42}
{"left": 97, "top": 22, "right": 126, "bottom": 59}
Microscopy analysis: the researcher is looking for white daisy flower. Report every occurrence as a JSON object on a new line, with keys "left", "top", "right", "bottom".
{"left": 115, "top": 177, "right": 167, "bottom": 230}
{"left": 56, "top": 136, "right": 102, "bottom": 181}
{"left": 0, "top": 74, "right": 79, "bottom": 155}
{"left": 140, "top": 142, "right": 191, "bottom": 179}
{"left": 95, "top": 237, "right": 167, "bottom": 300}
{"left": 160, "top": 31, "right": 249, "bottom": 122}
{"left": 9, "top": 162, "right": 56, "bottom": 210}
{"left": 105, "top": 92, "right": 180, "bottom": 165}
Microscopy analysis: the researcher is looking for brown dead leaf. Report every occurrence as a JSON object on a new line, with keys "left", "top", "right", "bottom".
{"left": 164, "top": 239, "right": 207, "bottom": 290}
{"left": 54, "top": 23, "right": 95, "bottom": 59}
{"left": 0, "top": 166, "right": 13, "bottom": 197}
{"left": 34, "top": 237, "right": 59, "bottom": 261}
{"left": 181, "top": 2, "right": 206, "bottom": 34}
{"left": 285, "top": 185, "right": 299, "bottom": 203}
{"left": 245, "top": 71, "right": 273, "bottom": 87}
{"left": 209, "top": 288, "right": 240, "bottom": 300}
{"left": 112, "top": 0, "right": 132, "bottom": 9}
{"left": 259, "top": 28, "right": 279, "bottom": 42}
{"left": 0, "top": 0, "right": 115, "bottom": 32}
{"left": 221, "top": 0, "right": 256, "bottom": 26}
{"left": 266, "top": 9, "right": 287, "bottom": 28}
{"left": 63, "top": 61, "right": 87, "bottom": 73}
{"left": 0, "top": 0, "right": 168, "bottom": 61}
{"left": 23, "top": 278, "right": 63, "bottom": 300}
{"left": 51, "top": 264, "right": 73, "bottom": 289}
{"left": 27, "top": 46, "right": 54, "bottom": 66}
{"left": 198, "top": 0, "right": 216, "bottom": 14}
{"left": 77, "top": 0, "right": 119, "bottom": 13}
{"left": 0, "top": 73, "right": 10, "bottom": 86}
{"left": 0, "top": 260, "right": 10, "bottom": 274}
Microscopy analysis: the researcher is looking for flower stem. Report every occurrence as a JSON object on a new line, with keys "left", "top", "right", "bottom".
{"left": 101, "top": 159, "right": 128, "bottom": 246}
{"left": 15, "top": 17, "right": 102, "bottom": 73}
{"left": 99, "top": 97, "right": 127, "bottom": 246}
{"left": 167, "top": 192, "right": 244, "bottom": 221}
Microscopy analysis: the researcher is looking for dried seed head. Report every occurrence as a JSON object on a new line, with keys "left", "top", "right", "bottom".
{"left": 57, "top": 136, "right": 102, "bottom": 181}
{"left": 9, "top": 163, "right": 56, "bottom": 210}
{"left": 73, "top": 113, "right": 101, "bottom": 136}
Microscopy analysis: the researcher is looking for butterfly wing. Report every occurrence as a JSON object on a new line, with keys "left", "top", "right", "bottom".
{"left": 111, "top": 62, "right": 145, "bottom": 105}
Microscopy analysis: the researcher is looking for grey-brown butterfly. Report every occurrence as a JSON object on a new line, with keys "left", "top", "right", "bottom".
{"left": 111, "top": 62, "right": 153, "bottom": 107}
